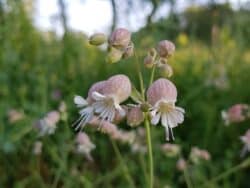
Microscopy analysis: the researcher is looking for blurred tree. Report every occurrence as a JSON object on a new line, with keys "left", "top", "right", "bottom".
{"left": 110, "top": 0, "right": 117, "bottom": 31}
{"left": 57, "top": 0, "right": 68, "bottom": 34}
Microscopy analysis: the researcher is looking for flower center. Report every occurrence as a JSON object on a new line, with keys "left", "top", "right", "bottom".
{"left": 158, "top": 101, "right": 174, "bottom": 113}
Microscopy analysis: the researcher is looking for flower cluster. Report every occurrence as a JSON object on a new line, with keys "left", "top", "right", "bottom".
{"left": 89, "top": 28, "right": 133, "bottom": 63}
{"left": 71, "top": 28, "right": 186, "bottom": 168}
{"left": 144, "top": 40, "right": 175, "bottom": 77}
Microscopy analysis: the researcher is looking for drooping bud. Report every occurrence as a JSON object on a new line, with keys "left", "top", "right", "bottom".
{"left": 89, "top": 33, "right": 107, "bottom": 46}
{"left": 109, "top": 28, "right": 131, "bottom": 49}
{"left": 106, "top": 47, "right": 123, "bottom": 64}
{"left": 127, "top": 106, "right": 144, "bottom": 127}
{"left": 147, "top": 78, "right": 177, "bottom": 106}
{"left": 157, "top": 40, "right": 175, "bottom": 58}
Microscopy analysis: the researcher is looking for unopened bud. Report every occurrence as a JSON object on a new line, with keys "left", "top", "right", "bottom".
{"left": 109, "top": 28, "right": 131, "bottom": 49}
{"left": 106, "top": 47, "right": 123, "bottom": 64}
{"left": 159, "top": 63, "right": 173, "bottom": 78}
{"left": 157, "top": 40, "right": 175, "bottom": 58}
{"left": 127, "top": 106, "right": 144, "bottom": 127}
{"left": 144, "top": 55, "right": 155, "bottom": 68}
{"left": 89, "top": 33, "right": 107, "bottom": 46}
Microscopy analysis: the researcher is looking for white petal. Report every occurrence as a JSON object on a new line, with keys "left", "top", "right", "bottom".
{"left": 92, "top": 92, "right": 106, "bottom": 101}
{"left": 161, "top": 113, "right": 168, "bottom": 128}
{"left": 94, "top": 102, "right": 106, "bottom": 113}
{"left": 167, "top": 113, "right": 177, "bottom": 128}
{"left": 116, "top": 104, "right": 126, "bottom": 117}
{"left": 176, "top": 106, "right": 185, "bottom": 113}
{"left": 151, "top": 112, "right": 161, "bottom": 125}
{"left": 74, "top": 95, "right": 88, "bottom": 107}
{"left": 150, "top": 109, "right": 158, "bottom": 117}
{"left": 165, "top": 126, "right": 170, "bottom": 141}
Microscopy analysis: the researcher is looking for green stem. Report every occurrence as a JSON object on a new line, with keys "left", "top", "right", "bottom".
{"left": 134, "top": 50, "right": 145, "bottom": 100}
{"left": 183, "top": 167, "right": 193, "bottom": 188}
{"left": 149, "top": 65, "right": 156, "bottom": 86}
{"left": 110, "top": 139, "right": 136, "bottom": 188}
{"left": 144, "top": 116, "right": 154, "bottom": 188}
{"left": 203, "top": 157, "right": 250, "bottom": 187}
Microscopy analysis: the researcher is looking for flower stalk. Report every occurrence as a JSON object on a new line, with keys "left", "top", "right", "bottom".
{"left": 144, "top": 115, "right": 154, "bottom": 188}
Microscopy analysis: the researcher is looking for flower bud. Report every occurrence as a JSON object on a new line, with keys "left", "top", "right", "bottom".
{"left": 157, "top": 40, "right": 175, "bottom": 58}
{"left": 144, "top": 55, "right": 155, "bottom": 68}
{"left": 109, "top": 28, "right": 131, "bottom": 49}
{"left": 89, "top": 33, "right": 107, "bottom": 46}
{"left": 123, "top": 42, "right": 134, "bottom": 58}
{"left": 106, "top": 47, "right": 123, "bottom": 64}
{"left": 159, "top": 63, "right": 173, "bottom": 78}
{"left": 127, "top": 106, "right": 144, "bottom": 127}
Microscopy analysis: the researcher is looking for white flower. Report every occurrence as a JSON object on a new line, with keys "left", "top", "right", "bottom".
{"left": 147, "top": 78, "right": 185, "bottom": 141}
{"left": 73, "top": 81, "right": 106, "bottom": 131}
{"left": 35, "top": 111, "right": 60, "bottom": 136}
{"left": 91, "top": 74, "right": 131, "bottom": 123}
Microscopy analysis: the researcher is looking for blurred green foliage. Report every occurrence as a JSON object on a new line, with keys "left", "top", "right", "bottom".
{"left": 1, "top": 0, "right": 250, "bottom": 187}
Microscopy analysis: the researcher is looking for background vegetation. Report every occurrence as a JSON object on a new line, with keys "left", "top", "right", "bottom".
{"left": 1, "top": 0, "right": 250, "bottom": 187}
